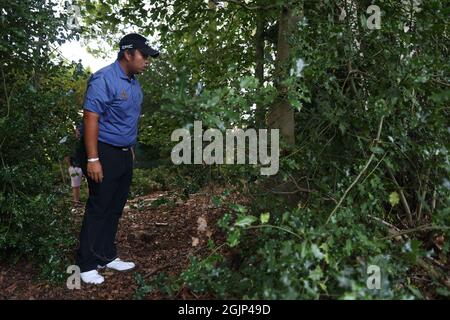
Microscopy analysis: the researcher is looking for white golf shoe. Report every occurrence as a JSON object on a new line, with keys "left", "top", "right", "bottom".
{"left": 98, "top": 258, "right": 135, "bottom": 272}
{"left": 80, "top": 270, "right": 105, "bottom": 285}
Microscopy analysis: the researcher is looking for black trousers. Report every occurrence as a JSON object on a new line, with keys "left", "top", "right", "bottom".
{"left": 76, "top": 141, "right": 133, "bottom": 272}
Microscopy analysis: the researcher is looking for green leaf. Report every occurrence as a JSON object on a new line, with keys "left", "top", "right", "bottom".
{"left": 311, "top": 244, "right": 324, "bottom": 260}
{"left": 389, "top": 192, "right": 400, "bottom": 206}
{"left": 260, "top": 212, "right": 270, "bottom": 224}
{"left": 370, "top": 146, "right": 385, "bottom": 154}
{"left": 407, "top": 285, "right": 424, "bottom": 298}
{"left": 227, "top": 229, "right": 241, "bottom": 247}
{"left": 239, "top": 76, "right": 259, "bottom": 90}
{"left": 430, "top": 89, "right": 450, "bottom": 103}
{"left": 230, "top": 204, "right": 247, "bottom": 213}
{"left": 289, "top": 98, "right": 302, "bottom": 111}
{"left": 212, "top": 195, "right": 222, "bottom": 207}
{"left": 436, "top": 287, "right": 450, "bottom": 297}
{"left": 235, "top": 215, "right": 257, "bottom": 228}
{"left": 338, "top": 122, "right": 347, "bottom": 134}
{"left": 217, "top": 213, "right": 231, "bottom": 229}
{"left": 309, "top": 266, "right": 323, "bottom": 281}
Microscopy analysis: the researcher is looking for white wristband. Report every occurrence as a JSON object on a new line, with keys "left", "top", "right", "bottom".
{"left": 87, "top": 157, "right": 99, "bottom": 162}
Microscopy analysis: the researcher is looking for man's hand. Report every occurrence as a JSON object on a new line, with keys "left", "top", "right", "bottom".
{"left": 87, "top": 161, "right": 103, "bottom": 183}
{"left": 131, "top": 147, "right": 135, "bottom": 161}
{"left": 84, "top": 110, "right": 103, "bottom": 182}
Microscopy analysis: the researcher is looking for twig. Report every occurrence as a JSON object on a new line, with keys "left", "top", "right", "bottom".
{"left": 206, "top": 242, "right": 228, "bottom": 260}
{"left": 368, "top": 214, "right": 401, "bottom": 232}
{"left": 417, "top": 259, "right": 450, "bottom": 290}
{"left": 59, "top": 161, "right": 67, "bottom": 185}
{"left": 142, "top": 246, "right": 204, "bottom": 280}
{"left": 1, "top": 68, "right": 10, "bottom": 117}
{"left": 360, "top": 152, "right": 387, "bottom": 186}
{"left": 261, "top": 183, "right": 315, "bottom": 195}
{"left": 142, "top": 262, "right": 172, "bottom": 279}
{"left": 431, "top": 188, "right": 437, "bottom": 213}
{"left": 341, "top": 69, "right": 372, "bottom": 93}
{"left": 326, "top": 116, "right": 384, "bottom": 224}
{"left": 386, "top": 166, "right": 413, "bottom": 226}
{"left": 269, "top": 188, "right": 314, "bottom": 194}
{"left": 379, "top": 225, "right": 450, "bottom": 240}
{"left": 427, "top": 256, "right": 446, "bottom": 269}
{"left": 431, "top": 77, "right": 450, "bottom": 87}
{"left": 371, "top": 215, "right": 450, "bottom": 289}
{"left": 245, "top": 224, "right": 303, "bottom": 241}
{"left": 288, "top": 173, "right": 305, "bottom": 193}
{"left": 417, "top": 170, "right": 429, "bottom": 222}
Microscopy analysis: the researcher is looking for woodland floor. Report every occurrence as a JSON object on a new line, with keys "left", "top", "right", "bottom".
{"left": 0, "top": 187, "right": 240, "bottom": 300}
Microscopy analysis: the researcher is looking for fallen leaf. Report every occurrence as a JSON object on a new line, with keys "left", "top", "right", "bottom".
{"left": 197, "top": 216, "right": 208, "bottom": 233}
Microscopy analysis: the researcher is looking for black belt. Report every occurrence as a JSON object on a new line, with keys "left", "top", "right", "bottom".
{"left": 100, "top": 141, "right": 131, "bottom": 151}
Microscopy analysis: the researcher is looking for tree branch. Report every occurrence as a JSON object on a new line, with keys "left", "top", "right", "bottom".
{"left": 326, "top": 116, "right": 384, "bottom": 224}
{"left": 220, "top": 0, "right": 298, "bottom": 11}
{"left": 379, "top": 224, "right": 450, "bottom": 240}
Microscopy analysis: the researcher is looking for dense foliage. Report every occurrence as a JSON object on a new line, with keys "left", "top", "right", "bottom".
{"left": 81, "top": 0, "right": 449, "bottom": 298}
{"left": 0, "top": 0, "right": 86, "bottom": 279}
{"left": 1, "top": 0, "right": 448, "bottom": 297}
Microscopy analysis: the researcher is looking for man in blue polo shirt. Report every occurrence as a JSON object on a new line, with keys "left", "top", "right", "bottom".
{"left": 76, "top": 33, "right": 159, "bottom": 284}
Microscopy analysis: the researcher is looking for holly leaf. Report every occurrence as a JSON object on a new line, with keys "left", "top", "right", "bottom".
{"left": 235, "top": 215, "right": 257, "bottom": 228}
{"left": 227, "top": 229, "right": 241, "bottom": 247}
{"left": 260, "top": 212, "right": 270, "bottom": 224}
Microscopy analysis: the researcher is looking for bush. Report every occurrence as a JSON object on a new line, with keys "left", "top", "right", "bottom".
{"left": 179, "top": 203, "right": 419, "bottom": 299}
{"left": 130, "top": 168, "right": 164, "bottom": 197}
{"left": 0, "top": 0, "right": 85, "bottom": 281}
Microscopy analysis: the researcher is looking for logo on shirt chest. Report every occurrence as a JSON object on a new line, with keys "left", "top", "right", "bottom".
{"left": 120, "top": 89, "right": 128, "bottom": 100}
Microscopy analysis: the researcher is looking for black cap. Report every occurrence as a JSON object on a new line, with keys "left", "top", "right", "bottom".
{"left": 119, "top": 33, "right": 159, "bottom": 58}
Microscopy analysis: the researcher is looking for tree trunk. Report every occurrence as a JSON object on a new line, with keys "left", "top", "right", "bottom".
{"left": 255, "top": 9, "right": 266, "bottom": 128}
{"left": 267, "top": 2, "right": 295, "bottom": 146}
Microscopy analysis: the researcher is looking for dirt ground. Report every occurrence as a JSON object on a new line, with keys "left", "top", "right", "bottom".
{"left": 0, "top": 189, "right": 233, "bottom": 300}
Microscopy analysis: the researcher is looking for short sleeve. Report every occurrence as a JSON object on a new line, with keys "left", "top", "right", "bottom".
{"left": 83, "top": 74, "right": 112, "bottom": 115}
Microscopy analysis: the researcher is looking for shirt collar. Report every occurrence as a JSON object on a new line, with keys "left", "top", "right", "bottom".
{"left": 114, "top": 60, "right": 135, "bottom": 82}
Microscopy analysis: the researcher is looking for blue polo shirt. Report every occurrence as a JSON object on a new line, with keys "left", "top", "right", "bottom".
{"left": 82, "top": 60, "right": 143, "bottom": 147}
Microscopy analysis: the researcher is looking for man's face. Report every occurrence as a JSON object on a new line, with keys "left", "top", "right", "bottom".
{"left": 127, "top": 49, "right": 150, "bottom": 75}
